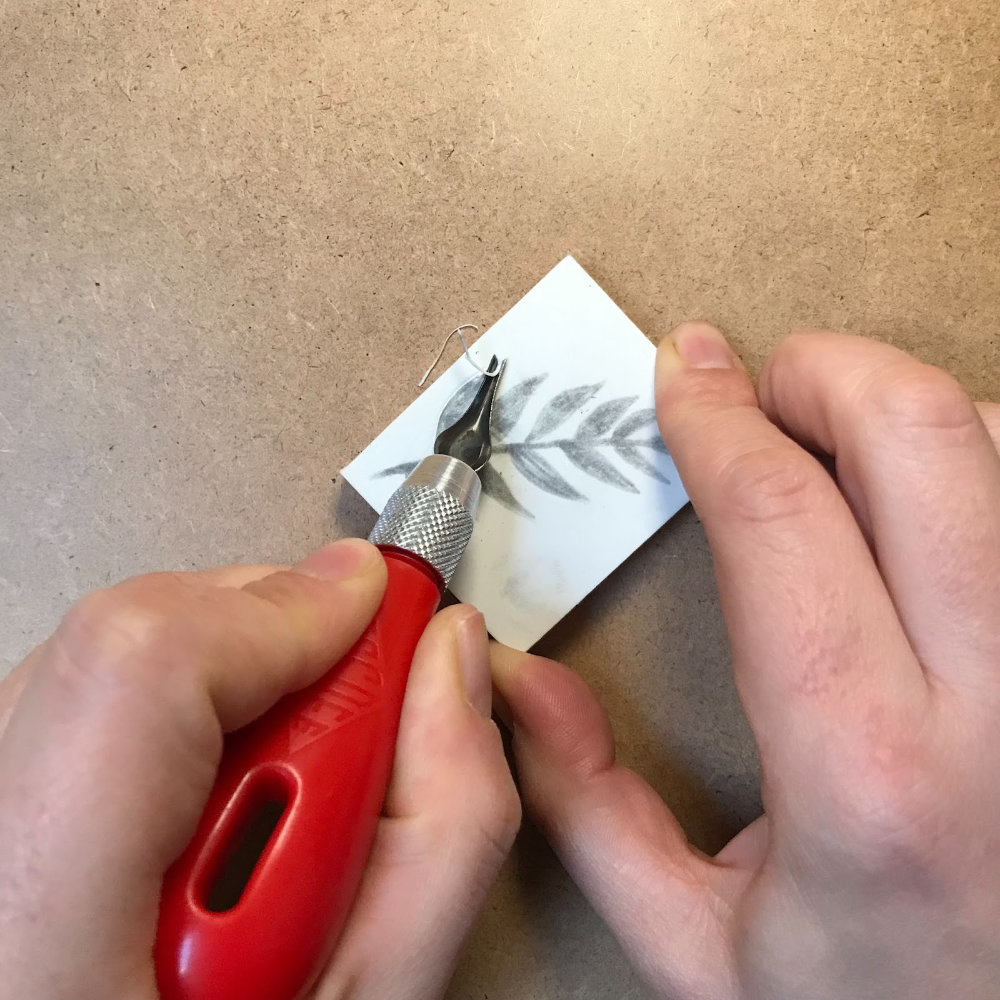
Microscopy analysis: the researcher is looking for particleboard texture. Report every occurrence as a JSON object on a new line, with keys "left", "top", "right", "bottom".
{"left": 1, "top": 1, "right": 998, "bottom": 996}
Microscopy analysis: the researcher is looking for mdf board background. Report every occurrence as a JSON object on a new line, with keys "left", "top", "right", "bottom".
{"left": 2, "top": 2, "right": 998, "bottom": 997}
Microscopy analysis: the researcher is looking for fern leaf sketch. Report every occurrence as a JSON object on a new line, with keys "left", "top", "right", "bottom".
{"left": 526, "top": 384, "right": 603, "bottom": 441}
{"left": 493, "top": 376, "right": 547, "bottom": 437}
{"left": 375, "top": 374, "right": 673, "bottom": 518}
{"left": 578, "top": 396, "right": 637, "bottom": 438}
{"left": 612, "top": 407, "right": 658, "bottom": 439}
{"left": 374, "top": 460, "right": 420, "bottom": 480}
{"left": 508, "top": 445, "right": 586, "bottom": 500}
{"left": 558, "top": 442, "right": 638, "bottom": 492}
{"left": 478, "top": 463, "right": 534, "bottom": 519}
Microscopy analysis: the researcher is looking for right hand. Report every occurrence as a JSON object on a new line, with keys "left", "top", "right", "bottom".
{"left": 0, "top": 540, "right": 520, "bottom": 1000}
{"left": 492, "top": 325, "right": 1000, "bottom": 999}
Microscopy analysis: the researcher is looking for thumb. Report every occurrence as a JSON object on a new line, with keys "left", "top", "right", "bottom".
{"left": 316, "top": 605, "right": 521, "bottom": 1000}
{"left": 490, "top": 643, "right": 746, "bottom": 1000}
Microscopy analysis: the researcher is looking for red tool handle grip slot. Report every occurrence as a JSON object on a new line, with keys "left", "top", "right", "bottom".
{"left": 155, "top": 548, "right": 442, "bottom": 1000}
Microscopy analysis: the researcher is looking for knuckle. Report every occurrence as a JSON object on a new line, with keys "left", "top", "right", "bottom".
{"left": 463, "top": 729, "right": 522, "bottom": 866}
{"left": 243, "top": 568, "right": 305, "bottom": 604}
{"left": 494, "top": 778, "right": 524, "bottom": 848}
{"left": 244, "top": 570, "right": 345, "bottom": 628}
{"left": 475, "top": 794, "right": 522, "bottom": 871}
{"left": 861, "top": 362, "right": 980, "bottom": 446}
{"left": 53, "top": 576, "right": 188, "bottom": 691}
{"left": 761, "top": 329, "right": 828, "bottom": 387}
{"left": 476, "top": 757, "right": 523, "bottom": 857}
{"left": 770, "top": 328, "right": 833, "bottom": 364}
{"left": 418, "top": 724, "right": 521, "bottom": 880}
{"left": 830, "top": 728, "right": 939, "bottom": 874}
{"left": 709, "top": 444, "right": 822, "bottom": 526}
{"left": 656, "top": 366, "right": 755, "bottom": 422}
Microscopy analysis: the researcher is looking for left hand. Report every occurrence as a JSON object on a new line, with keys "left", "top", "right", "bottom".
{"left": 0, "top": 538, "right": 520, "bottom": 1000}
{"left": 490, "top": 326, "right": 1000, "bottom": 999}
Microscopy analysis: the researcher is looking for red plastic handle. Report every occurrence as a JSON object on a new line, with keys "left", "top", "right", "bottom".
{"left": 155, "top": 548, "right": 442, "bottom": 1000}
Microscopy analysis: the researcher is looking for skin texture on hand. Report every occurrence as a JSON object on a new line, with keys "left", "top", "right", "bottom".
{"left": 492, "top": 326, "right": 1000, "bottom": 1000}
{"left": 0, "top": 539, "right": 520, "bottom": 1000}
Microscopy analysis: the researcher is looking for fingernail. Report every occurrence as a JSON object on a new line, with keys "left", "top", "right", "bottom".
{"left": 671, "top": 321, "right": 738, "bottom": 369}
{"left": 456, "top": 609, "right": 492, "bottom": 718}
{"left": 294, "top": 539, "right": 383, "bottom": 581}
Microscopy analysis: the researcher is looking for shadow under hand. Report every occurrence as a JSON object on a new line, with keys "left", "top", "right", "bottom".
{"left": 448, "top": 726, "right": 648, "bottom": 1000}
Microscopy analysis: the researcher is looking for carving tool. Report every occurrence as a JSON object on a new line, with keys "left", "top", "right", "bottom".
{"left": 155, "top": 356, "right": 505, "bottom": 1000}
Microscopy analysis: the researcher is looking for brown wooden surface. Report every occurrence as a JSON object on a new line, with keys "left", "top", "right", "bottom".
{"left": 2, "top": 2, "right": 998, "bottom": 996}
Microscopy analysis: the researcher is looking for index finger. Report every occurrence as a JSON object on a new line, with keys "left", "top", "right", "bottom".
{"left": 757, "top": 333, "right": 1000, "bottom": 691}
{"left": 655, "top": 323, "right": 927, "bottom": 804}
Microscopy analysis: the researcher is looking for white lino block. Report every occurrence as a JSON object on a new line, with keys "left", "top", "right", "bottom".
{"left": 341, "top": 256, "right": 689, "bottom": 650}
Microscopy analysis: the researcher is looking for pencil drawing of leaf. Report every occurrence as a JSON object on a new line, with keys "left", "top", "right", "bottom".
{"left": 508, "top": 445, "right": 586, "bottom": 500}
{"left": 372, "top": 375, "right": 671, "bottom": 514}
{"left": 612, "top": 442, "right": 671, "bottom": 484}
{"left": 577, "top": 396, "right": 638, "bottom": 439}
{"left": 612, "top": 408, "right": 658, "bottom": 440}
{"left": 436, "top": 378, "right": 480, "bottom": 437}
{"left": 375, "top": 460, "right": 420, "bottom": 479}
{"left": 526, "top": 383, "right": 603, "bottom": 441}
{"left": 493, "top": 375, "right": 547, "bottom": 438}
{"left": 479, "top": 463, "right": 534, "bottom": 519}
{"left": 559, "top": 443, "right": 638, "bottom": 493}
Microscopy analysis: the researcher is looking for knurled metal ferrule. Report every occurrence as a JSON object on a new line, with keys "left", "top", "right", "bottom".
{"left": 368, "top": 455, "right": 481, "bottom": 587}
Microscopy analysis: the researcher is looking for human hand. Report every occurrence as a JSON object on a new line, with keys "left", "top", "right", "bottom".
{"left": 0, "top": 539, "right": 519, "bottom": 1000}
{"left": 492, "top": 325, "right": 1000, "bottom": 999}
